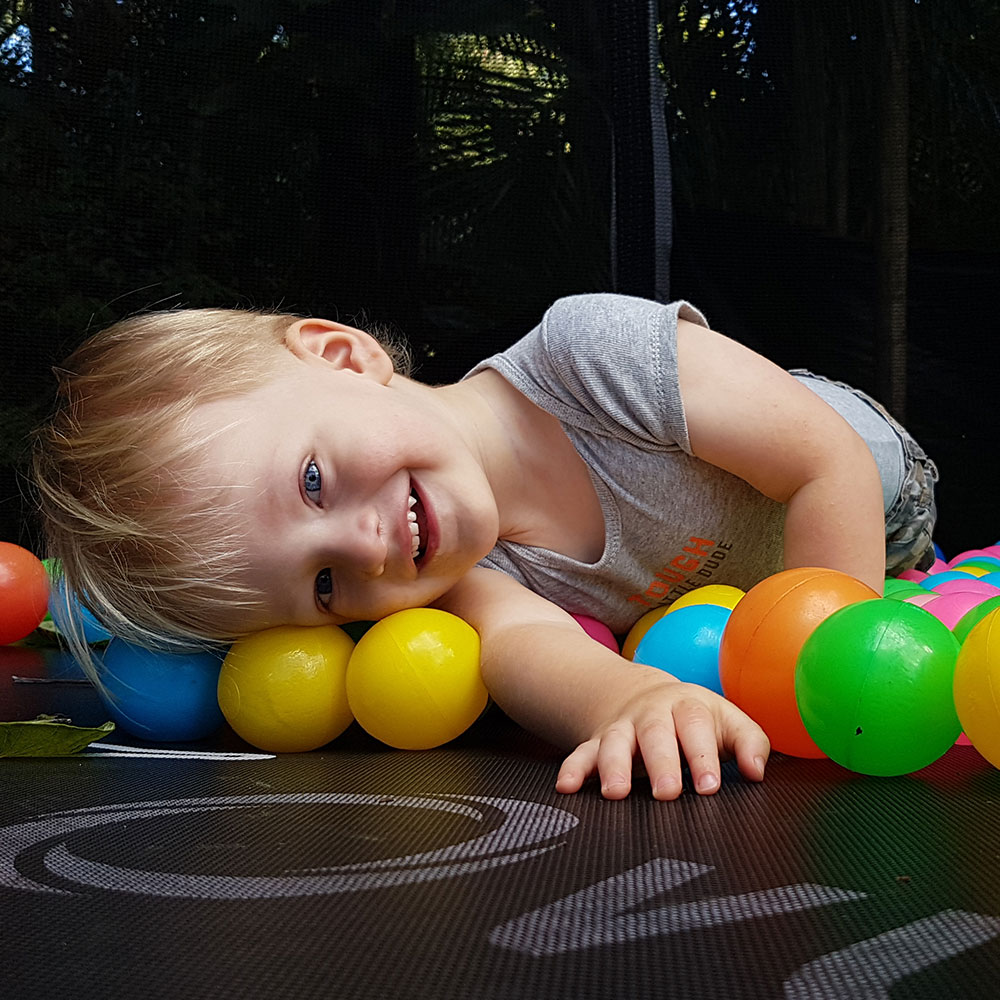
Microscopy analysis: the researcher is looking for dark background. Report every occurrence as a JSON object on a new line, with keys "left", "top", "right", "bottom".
{"left": 2, "top": 0, "right": 998, "bottom": 558}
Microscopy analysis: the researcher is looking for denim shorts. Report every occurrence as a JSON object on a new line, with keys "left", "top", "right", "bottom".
{"left": 790, "top": 370, "right": 939, "bottom": 575}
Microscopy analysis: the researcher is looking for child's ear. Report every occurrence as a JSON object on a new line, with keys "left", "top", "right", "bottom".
{"left": 284, "top": 318, "right": 393, "bottom": 383}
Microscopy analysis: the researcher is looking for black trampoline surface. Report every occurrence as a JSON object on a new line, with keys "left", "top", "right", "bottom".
{"left": 3, "top": 644, "right": 1000, "bottom": 1000}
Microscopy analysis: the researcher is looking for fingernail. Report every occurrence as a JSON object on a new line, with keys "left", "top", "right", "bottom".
{"left": 754, "top": 755, "right": 766, "bottom": 776}
{"left": 697, "top": 773, "right": 720, "bottom": 794}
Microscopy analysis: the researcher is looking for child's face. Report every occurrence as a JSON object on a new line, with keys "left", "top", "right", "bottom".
{"left": 187, "top": 357, "right": 501, "bottom": 630}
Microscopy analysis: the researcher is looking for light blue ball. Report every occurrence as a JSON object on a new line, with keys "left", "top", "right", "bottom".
{"left": 920, "top": 570, "right": 976, "bottom": 590}
{"left": 633, "top": 604, "right": 732, "bottom": 695}
{"left": 49, "top": 576, "right": 113, "bottom": 645}
{"left": 98, "top": 639, "right": 226, "bottom": 742}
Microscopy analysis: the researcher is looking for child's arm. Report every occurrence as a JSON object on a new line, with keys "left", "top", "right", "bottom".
{"left": 435, "top": 567, "right": 769, "bottom": 800}
{"left": 677, "top": 320, "right": 888, "bottom": 592}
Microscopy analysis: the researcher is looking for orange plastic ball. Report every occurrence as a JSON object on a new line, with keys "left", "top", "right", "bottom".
{"left": 719, "top": 567, "right": 879, "bottom": 757}
{"left": 0, "top": 542, "right": 50, "bottom": 645}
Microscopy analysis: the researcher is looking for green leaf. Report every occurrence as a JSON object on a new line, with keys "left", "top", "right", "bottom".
{"left": 0, "top": 716, "right": 115, "bottom": 757}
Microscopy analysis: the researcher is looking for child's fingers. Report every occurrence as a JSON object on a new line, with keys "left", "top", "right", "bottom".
{"left": 672, "top": 698, "right": 723, "bottom": 795}
{"left": 635, "top": 718, "right": 684, "bottom": 800}
{"left": 596, "top": 725, "right": 638, "bottom": 799}
{"left": 555, "top": 739, "right": 600, "bottom": 794}
{"left": 726, "top": 719, "right": 770, "bottom": 783}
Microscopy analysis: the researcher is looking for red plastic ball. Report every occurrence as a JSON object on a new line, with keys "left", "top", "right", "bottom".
{"left": 0, "top": 542, "right": 50, "bottom": 645}
{"left": 718, "top": 567, "right": 879, "bottom": 757}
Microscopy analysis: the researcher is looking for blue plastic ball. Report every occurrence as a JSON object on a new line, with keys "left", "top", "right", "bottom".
{"left": 49, "top": 576, "right": 113, "bottom": 645}
{"left": 920, "top": 570, "right": 976, "bottom": 590}
{"left": 633, "top": 604, "right": 732, "bottom": 694}
{"left": 98, "top": 639, "right": 226, "bottom": 741}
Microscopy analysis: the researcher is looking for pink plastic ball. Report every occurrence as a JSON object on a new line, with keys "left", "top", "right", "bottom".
{"left": 897, "top": 568, "right": 928, "bottom": 582}
{"left": 903, "top": 592, "right": 939, "bottom": 608}
{"left": 571, "top": 613, "right": 619, "bottom": 653}
{"left": 922, "top": 591, "right": 994, "bottom": 631}
{"left": 931, "top": 579, "right": 1000, "bottom": 599}
{"left": 948, "top": 548, "right": 994, "bottom": 569}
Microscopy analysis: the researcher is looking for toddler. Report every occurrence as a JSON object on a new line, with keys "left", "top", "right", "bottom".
{"left": 33, "top": 294, "right": 937, "bottom": 799}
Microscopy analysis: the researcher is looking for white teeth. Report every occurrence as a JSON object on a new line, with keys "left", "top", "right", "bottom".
{"left": 408, "top": 494, "right": 417, "bottom": 509}
{"left": 408, "top": 492, "right": 421, "bottom": 558}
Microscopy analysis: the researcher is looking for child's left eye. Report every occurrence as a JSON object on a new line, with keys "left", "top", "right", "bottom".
{"left": 303, "top": 459, "right": 322, "bottom": 505}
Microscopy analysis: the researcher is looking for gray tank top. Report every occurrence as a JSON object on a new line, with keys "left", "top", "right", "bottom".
{"left": 464, "top": 294, "right": 905, "bottom": 633}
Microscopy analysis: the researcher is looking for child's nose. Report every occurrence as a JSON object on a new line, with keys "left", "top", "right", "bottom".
{"left": 328, "top": 510, "right": 386, "bottom": 578}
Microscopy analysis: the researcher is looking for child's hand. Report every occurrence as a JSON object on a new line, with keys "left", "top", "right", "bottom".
{"left": 554, "top": 679, "right": 769, "bottom": 800}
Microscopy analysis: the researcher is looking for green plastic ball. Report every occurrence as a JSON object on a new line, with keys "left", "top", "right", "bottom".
{"left": 795, "top": 599, "right": 961, "bottom": 776}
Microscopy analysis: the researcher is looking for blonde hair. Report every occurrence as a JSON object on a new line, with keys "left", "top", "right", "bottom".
{"left": 32, "top": 307, "right": 411, "bottom": 673}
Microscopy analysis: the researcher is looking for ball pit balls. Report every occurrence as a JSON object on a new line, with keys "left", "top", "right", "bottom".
{"left": 99, "top": 638, "right": 226, "bottom": 742}
{"left": 718, "top": 567, "right": 879, "bottom": 758}
{"left": 633, "top": 604, "right": 731, "bottom": 694}
{"left": 49, "top": 575, "right": 113, "bottom": 645}
{"left": 622, "top": 585, "right": 744, "bottom": 660}
{"left": 930, "top": 578, "right": 1000, "bottom": 599}
{"left": 954, "top": 595, "right": 1000, "bottom": 645}
{"left": 571, "top": 613, "right": 619, "bottom": 653}
{"left": 218, "top": 625, "right": 355, "bottom": 752}
{"left": 346, "top": 609, "right": 485, "bottom": 750}
{"left": 953, "top": 608, "right": 1000, "bottom": 768}
{"left": 883, "top": 578, "right": 927, "bottom": 600}
{"left": 666, "top": 584, "right": 745, "bottom": 613}
{"left": 0, "top": 542, "right": 50, "bottom": 646}
{"left": 622, "top": 606, "right": 671, "bottom": 660}
{"left": 920, "top": 570, "right": 978, "bottom": 590}
{"left": 795, "top": 599, "right": 961, "bottom": 776}
{"left": 922, "top": 590, "right": 995, "bottom": 632}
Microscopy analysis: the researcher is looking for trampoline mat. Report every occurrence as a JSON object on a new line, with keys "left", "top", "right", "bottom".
{"left": 3, "top": 644, "right": 1000, "bottom": 999}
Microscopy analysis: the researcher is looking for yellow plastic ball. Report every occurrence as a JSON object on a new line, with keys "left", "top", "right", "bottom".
{"left": 218, "top": 625, "right": 355, "bottom": 752}
{"left": 622, "top": 585, "right": 745, "bottom": 660}
{"left": 346, "top": 608, "right": 485, "bottom": 750}
{"left": 953, "top": 607, "right": 1000, "bottom": 768}
{"left": 667, "top": 584, "right": 745, "bottom": 613}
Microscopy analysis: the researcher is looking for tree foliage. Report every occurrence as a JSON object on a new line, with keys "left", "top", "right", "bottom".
{"left": 1, "top": 0, "right": 997, "bottom": 545}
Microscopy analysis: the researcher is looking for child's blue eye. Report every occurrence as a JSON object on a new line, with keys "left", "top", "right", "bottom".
{"left": 303, "top": 459, "right": 322, "bottom": 504}
{"left": 316, "top": 568, "right": 333, "bottom": 609}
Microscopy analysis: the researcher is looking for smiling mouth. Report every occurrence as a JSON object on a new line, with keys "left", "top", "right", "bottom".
{"left": 408, "top": 488, "right": 428, "bottom": 564}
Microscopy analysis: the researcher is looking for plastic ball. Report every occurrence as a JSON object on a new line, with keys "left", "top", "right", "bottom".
{"left": 0, "top": 543, "right": 50, "bottom": 645}
{"left": 897, "top": 568, "right": 928, "bottom": 583}
{"left": 795, "top": 599, "right": 961, "bottom": 776}
{"left": 49, "top": 576, "right": 113, "bottom": 644}
{"left": 947, "top": 549, "right": 999, "bottom": 569}
{"left": 218, "top": 625, "right": 354, "bottom": 752}
{"left": 883, "top": 578, "right": 927, "bottom": 600}
{"left": 929, "top": 578, "right": 1000, "bottom": 600}
{"left": 346, "top": 609, "right": 485, "bottom": 750}
{"left": 902, "top": 592, "right": 939, "bottom": 608}
{"left": 622, "top": 606, "right": 671, "bottom": 660}
{"left": 954, "top": 595, "right": 1000, "bottom": 645}
{"left": 921, "top": 590, "right": 994, "bottom": 631}
{"left": 99, "top": 638, "right": 226, "bottom": 742}
{"left": 920, "top": 570, "right": 976, "bottom": 590}
{"left": 666, "top": 584, "right": 745, "bottom": 613}
{"left": 718, "top": 567, "right": 879, "bottom": 757}
{"left": 570, "top": 613, "right": 619, "bottom": 653}
{"left": 634, "top": 604, "right": 731, "bottom": 694}
{"left": 953, "top": 608, "right": 1000, "bottom": 768}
